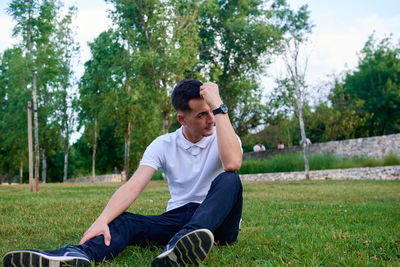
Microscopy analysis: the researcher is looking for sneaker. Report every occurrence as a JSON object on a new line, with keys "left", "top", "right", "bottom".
{"left": 152, "top": 229, "right": 214, "bottom": 266}
{"left": 3, "top": 244, "right": 90, "bottom": 267}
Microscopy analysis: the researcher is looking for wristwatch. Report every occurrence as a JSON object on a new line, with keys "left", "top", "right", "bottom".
{"left": 212, "top": 104, "right": 228, "bottom": 115}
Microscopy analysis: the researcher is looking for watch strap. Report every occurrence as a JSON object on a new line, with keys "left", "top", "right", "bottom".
{"left": 213, "top": 104, "right": 228, "bottom": 115}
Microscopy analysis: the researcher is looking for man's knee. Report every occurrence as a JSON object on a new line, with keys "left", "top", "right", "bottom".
{"left": 213, "top": 172, "right": 242, "bottom": 191}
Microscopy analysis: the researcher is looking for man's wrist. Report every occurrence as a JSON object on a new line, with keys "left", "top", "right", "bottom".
{"left": 213, "top": 103, "right": 228, "bottom": 115}
{"left": 210, "top": 101, "right": 223, "bottom": 111}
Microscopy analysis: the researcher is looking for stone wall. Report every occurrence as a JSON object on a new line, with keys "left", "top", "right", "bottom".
{"left": 64, "top": 167, "right": 400, "bottom": 183}
{"left": 65, "top": 134, "right": 400, "bottom": 183}
{"left": 244, "top": 133, "right": 400, "bottom": 160}
{"left": 240, "top": 165, "right": 400, "bottom": 181}
{"left": 66, "top": 173, "right": 126, "bottom": 183}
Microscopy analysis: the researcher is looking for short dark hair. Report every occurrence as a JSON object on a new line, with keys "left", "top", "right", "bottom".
{"left": 171, "top": 79, "right": 203, "bottom": 111}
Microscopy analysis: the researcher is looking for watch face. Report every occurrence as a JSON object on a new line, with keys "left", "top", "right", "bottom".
{"left": 221, "top": 104, "right": 228, "bottom": 113}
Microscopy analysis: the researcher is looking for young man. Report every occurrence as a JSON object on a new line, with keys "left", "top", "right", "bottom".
{"left": 3, "top": 79, "right": 243, "bottom": 267}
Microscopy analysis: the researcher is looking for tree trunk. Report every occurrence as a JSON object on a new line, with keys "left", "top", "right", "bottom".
{"left": 27, "top": 0, "right": 39, "bottom": 192}
{"left": 19, "top": 160, "right": 23, "bottom": 184}
{"left": 92, "top": 119, "right": 98, "bottom": 182}
{"left": 63, "top": 114, "right": 69, "bottom": 182}
{"left": 286, "top": 127, "right": 292, "bottom": 147}
{"left": 285, "top": 37, "right": 310, "bottom": 180}
{"left": 42, "top": 149, "right": 47, "bottom": 183}
{"left": 124, "top": 121, "right": 131, "bottom": 181}
{"left": 8, "top": 168, "right": 12, "bottom": 185}
{"left": 27, "top": 101, "right": 34, "bottom": 190}
{"left": 0, "top": 168, "right": 3, "bottom": 184}
{"left": 62, "top": 83, "right": 70, "bottom": 182}
{"left": 162, "top": 112, "right": 169, "bottom": 135}
{"left": 63, "top": 141, "right": 69, "bottom": 182}
{"left": 297, "top": 105, "right": 310, "bottom": 179}
{"left": 124, "top": 75, "right": 131, "bottom": 181}
{"left": 33, "top": 88, "right": 39, "bottom": 187}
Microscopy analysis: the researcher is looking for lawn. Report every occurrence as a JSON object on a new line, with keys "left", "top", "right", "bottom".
{"left": 1, "top": 180, "right": 399, "bottom": 266}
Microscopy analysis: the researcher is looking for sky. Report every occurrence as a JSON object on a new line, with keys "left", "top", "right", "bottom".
{"left": 1, "top": 0, "right": 399, "bottom": 93}
{"left": 262, "top": 0, "right": 400, "bottom": 98}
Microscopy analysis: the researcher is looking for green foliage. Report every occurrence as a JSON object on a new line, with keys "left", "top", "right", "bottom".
{"left": 263, "top": 33, "right": 400, "bottom": 146}
{"left": 336, "top": 34, "right": 400, "bottom": 136}
{"left": 1, "top": 181, "right": 399, "bottom": 266}
{"left": 197, "top": 0, "right": 312, "bottom": 135}
{"left": 0, "top": 48, "right": 30, "bottom": 172}
{"left": 383, "top": 152, "right": 400, "bottom": 166}
{"left": 307, "top": 99, "right": 367, "bottom": 142}
{"left": 239, "top": 153, "right": 304, "bottom": 174}
{"left": 108, "top": 0, "right": 201, "bottom": 133}
{"left": 151, "top": 169, "right": 165, "bottom": 181}
{"left": 9, "top": 1, "right": 399, "bottom": 182}
{"left": 3, "top": 0, "right": 79, "bottom": 183}
{"left": 238, "top": 153, "right": 400, "bottom": 174}
{"left": 76, "top": 30, "right": 126, "bottom": 131}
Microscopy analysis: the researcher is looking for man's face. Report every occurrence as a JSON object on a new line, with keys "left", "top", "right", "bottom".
{"left": 179, "top": 98, "right": 215, "bottom": 143}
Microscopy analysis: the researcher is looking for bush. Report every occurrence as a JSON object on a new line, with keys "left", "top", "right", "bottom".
{"left": 383, "top": 152, "right": 400, "bottom": 166}
{"left": 239, "top": 152, "right": 400, "bottom": 174}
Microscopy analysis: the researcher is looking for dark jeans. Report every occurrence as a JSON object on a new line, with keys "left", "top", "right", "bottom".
{"left": 79, "top": 172, "right": 243, "bottom": 262}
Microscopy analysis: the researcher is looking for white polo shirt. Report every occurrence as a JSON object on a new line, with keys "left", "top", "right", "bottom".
{"left": 140, "top": 126, "right": 240, "bottom": 211}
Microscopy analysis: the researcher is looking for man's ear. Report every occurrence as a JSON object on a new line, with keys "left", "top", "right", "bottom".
{"left": 177, "top": 112, "right": 185, "bottom": 126}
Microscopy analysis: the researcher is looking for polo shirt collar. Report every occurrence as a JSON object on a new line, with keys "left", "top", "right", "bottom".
{"left": 177, "top": 126, "right": 213, "bottom": 151}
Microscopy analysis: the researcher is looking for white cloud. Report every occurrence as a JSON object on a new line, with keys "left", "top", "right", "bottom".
{"left": 261, "top": 5, "right": 400, "bottom": 102}
{"left": 286, "top": 10, "right": 400, "bottom": 88}
{"left": 0, "top": 16, "right": 17, "bottom": 52}
{"left": 72, "top": 4, "right": 113, "bottom": 77}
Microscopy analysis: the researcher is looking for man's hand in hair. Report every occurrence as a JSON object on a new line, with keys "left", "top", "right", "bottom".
{"left": 199, "top": 82, "right": 223, "bottom": 110}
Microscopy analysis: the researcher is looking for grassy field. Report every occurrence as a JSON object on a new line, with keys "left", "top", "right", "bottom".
{"left": 1, "top": 180, "right": 399, "bottom": 266}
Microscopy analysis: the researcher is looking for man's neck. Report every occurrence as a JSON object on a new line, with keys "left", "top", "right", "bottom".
{"left": 182, "top": 127, "right": 203, "bottom": 143}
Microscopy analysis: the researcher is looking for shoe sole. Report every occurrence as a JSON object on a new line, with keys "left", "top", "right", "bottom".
{"left": 152, "top": 229, "right": 214, "bottom": 267}
{"left": 3, "top": 251, "right": 90, "bottom": 267}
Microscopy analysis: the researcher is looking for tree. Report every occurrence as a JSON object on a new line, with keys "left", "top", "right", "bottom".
{"left": 107, "top": 0, "right": 201, "bottom": 134}
{"left": 196, "top": 0, "right": 311, "bottom": 136}
{"left": 273, "top": 5, "right": 313, "bottom": 179}
{"left": 104, "top": 0, "right": 201, "bottom": 178}
{"left": 304, "top": 77, "right": 369, "bottom": 143}
{"left": 0, "top": 48, "right": 31, "bottom": 184}
{"left": 7, "top": 0, "right": 75, "bottom": 187}
{"left": 339, "top": 34, "right": 400, "bottom": 136}
{"left": 53, "top": 5, "right": 79, "bottom": 182}
{"left": 8, "top": 0, "right": 41, "bottom": 191}
{"left": 76, "top": 30, "right": 126, "bottom": 179}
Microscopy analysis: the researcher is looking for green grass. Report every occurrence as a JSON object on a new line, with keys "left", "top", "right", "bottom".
{"left": 1, "top": 180, "right": 399, "bottom": 266}
{"left": 239, "top": 152, "right": 400, "bottom": 174}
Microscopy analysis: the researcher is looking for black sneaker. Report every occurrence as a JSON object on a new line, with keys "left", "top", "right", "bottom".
{"left": 3, "top": 244, "right": 90, "bottom": 267}
{"left": 152, "top": 229, "right": 214, "bottom": 266}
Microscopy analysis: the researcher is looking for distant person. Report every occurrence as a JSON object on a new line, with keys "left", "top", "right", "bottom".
{"left": 112, "top": 166, "right": 119, "bottom": 174}
{"left": 253, "top": 143, "right": 260, "bottom": 152}
{"left": 299, "top": 138, "right": 312, "bottom": 146}
{"left": 253, "top": 143, "right": 265, "bottom": 152}
{"left": 3, "top": 79, "right": 243, "bottom": 267}
{"left": 277, "top": 141, "right": 285, "bottom": 150}
{"left": 259, "top": 143, "right": 266, "bottom": 151}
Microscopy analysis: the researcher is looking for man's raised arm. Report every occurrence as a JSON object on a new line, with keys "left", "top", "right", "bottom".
{"left": 200, "top": 82, "right": 242, "bottom": 171}
{"left": 79, "top": 165, "right": 155, "bottom": 246}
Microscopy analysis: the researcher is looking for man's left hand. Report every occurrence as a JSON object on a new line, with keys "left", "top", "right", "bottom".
{"left": 199, "top": 82, "right": 223, "bottom": 110}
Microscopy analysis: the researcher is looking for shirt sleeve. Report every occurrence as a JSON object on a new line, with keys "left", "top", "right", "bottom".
{"left": 139, "top": 137, "right": 163, "bottom": 171}
{"left": 237, "top": 135, "right": 243, "bottom": 154}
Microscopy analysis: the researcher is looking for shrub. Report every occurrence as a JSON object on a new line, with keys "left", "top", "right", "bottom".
{"left": 383, "top": 152, "right": 400, "bottom": 166}
{"left": 239, "top": 152, "right": 400, "bottom": 174}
